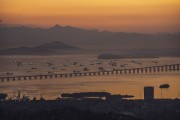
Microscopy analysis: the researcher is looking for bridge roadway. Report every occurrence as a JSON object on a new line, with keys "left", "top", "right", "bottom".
{"left": 0, "top": 64, "right": 179, "bottom": 82}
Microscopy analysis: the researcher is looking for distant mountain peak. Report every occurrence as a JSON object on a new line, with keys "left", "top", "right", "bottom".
{"left": 34, "top": 41, "right": 79, "bottom": 50}
{"left": 48, "top": 24, "right": 84, "bottom": 31}
{"left": 49, "top": 24, "right": 63, "bottom": 30}
{"left": 53, "top": 24, "right": 62, "bottom": 27}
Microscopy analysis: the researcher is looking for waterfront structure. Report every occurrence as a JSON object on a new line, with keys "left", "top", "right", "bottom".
{"left": 144, "top": 86, "right": 154, "bottom": 100}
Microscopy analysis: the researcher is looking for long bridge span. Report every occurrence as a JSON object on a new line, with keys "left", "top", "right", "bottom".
{"left": 0, "top": 64, "right": 179, "bottom": 82}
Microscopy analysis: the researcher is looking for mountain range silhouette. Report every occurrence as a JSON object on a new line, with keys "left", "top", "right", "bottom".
{"left": 0, "top": 24, "right": 179, "bottom": 55}
{"left": 0, "top": 24, "right": 179, "bottom": 49}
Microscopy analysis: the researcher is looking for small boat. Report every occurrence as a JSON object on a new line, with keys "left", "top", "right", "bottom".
{"left": 72, "top": 62, "right": 78, "bottom": 65}
{"left": 17, "top": 62, "right": 22, "bottom": 66}
{"left": 48, "top": 71, "right": 54, "bottom": 74}
{"left": 80, "top": 64, "right": 84, "bottom": 66}
{"left": 152, "top": 61, "right": 158, "bottom": 64}
{"left": 52, "top": 67, "right": 57, "bottom": 69}
{"left": 31, "top": 67, "right": 37, "bottom": 69}
{"left": 159, "top": 84, "right": 170, "bottom": 89}
{"left": 29, "top": 63, "right": 33, "bottom": 65}
{"left": 120, "top": 65, "right": 125, "bottom": 67}
{"left": 46, "top": 62, "right": 53, "bottom": 66}
{"left": 83, "top": 67, "right": 90, "bottom": 71}
{"left": 73, "top": 70, "right": 81, "bottom": 74}
{"left": 98, "top": 67, "right": 104, "bottom": 71}
{"left": 6, "top": 72, "right": 14, "bottom": 75}
{"left": 112, "top": 62, "right": 117, "bottom": 66}
{"left": 96, "top": 61, "right": 102, "bottom": 64}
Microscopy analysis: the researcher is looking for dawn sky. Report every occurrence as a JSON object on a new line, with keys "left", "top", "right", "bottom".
{"left": 0, "top": 0, "right": 180, "bottom": 32}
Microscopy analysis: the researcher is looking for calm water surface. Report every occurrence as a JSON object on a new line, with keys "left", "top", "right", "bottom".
{"left": 0, "top": 55, "right": 179, "bottom": 100}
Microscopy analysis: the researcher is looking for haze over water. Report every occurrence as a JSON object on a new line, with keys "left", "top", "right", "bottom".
{"left": 0, "top": 55, "right": 179, "bottom": 100}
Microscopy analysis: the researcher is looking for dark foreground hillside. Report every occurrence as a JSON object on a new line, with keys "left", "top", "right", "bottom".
{"left": 1, "top": 106, "right": 180, "bottom": 120}
{"left": 1, "top": 99, "right": 180, "bottom": 120}
{"left": 0, "top": 107, "right": 139, "bottom": 120}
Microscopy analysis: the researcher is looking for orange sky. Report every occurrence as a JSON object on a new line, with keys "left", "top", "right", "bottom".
{"left": 0, "top": 0, "right": 180, "bottom": 32}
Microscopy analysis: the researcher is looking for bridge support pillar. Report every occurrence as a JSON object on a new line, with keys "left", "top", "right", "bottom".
{"left": 124, "top": 69, "right": 127, "bottom": 74}
{"left": 169, "top": 65, "right": 172, "bottom": 71}
{"left": 161, "top": 66, "right": 164, "bottom": 72}
{"left": 98, "top": 72, "right": 101, "bottom": 75}
{"left": 149, "top": 67, "right": 151, "bottom": 73}
{"left": 132, "top": 69, "right": 135, "bottom": 74}
{"left": 165, "top": 66, "right": 168, "bottom": 71}
{"left": 137, "top": 68, "right": 139, "bottom": 73}
{"left": 60, "top": 74, "right": 63, "bottom": 78}
{"left": 157, "top": 67, "right": 160, "bottom": 72}
{"left": 153, "top": 67, "right": 156, "bottom": 72}
{"left": 173, "top": 65, "right": 176, "bottom": 71}
{"left": 177, "top": 64, "right": 180, "bottom": 71}
{"left": 145, "top": 68, "right": 148, "bottom": 73}
{"left": 50, "top": 75, "right": 52, "bottom": 78}
{"left": 64, "top": 74, "right": 67, "bottom": 77}
{"left": 55, "top": 75, "right": 57, "bottom": 78}
{"left": 93, "top": 72, "right": 96, "bottom": 76}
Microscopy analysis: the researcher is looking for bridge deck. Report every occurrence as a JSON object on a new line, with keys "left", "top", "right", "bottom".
{"left": 1, "top": 64, "right": 179, "bottom": 82}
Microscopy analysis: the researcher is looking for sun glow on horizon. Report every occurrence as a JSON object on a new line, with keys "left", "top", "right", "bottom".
{"left": 0, "top": 0, "right": 180, "bottom": 32}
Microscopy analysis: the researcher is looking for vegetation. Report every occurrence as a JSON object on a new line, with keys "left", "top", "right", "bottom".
{"left": 0, "top": 93, "right": 7, "bottom": 101}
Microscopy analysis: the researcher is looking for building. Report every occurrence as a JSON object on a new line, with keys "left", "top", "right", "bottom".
{"left": 144, "top": 86, "right": 154, "bottom": 100}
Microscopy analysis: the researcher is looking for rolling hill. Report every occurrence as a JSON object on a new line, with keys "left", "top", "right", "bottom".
{"left": 0, "top": 41, "right": 80, "bottom": 55}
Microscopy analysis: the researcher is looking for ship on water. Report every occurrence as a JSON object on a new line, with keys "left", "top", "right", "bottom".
{"left": 159, "top": 84, "right": 170, "bottom": 89}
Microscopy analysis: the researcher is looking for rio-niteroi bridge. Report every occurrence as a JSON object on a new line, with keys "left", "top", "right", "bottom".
{"left": 0, "top": 64, "right": 179, "bottom": 82}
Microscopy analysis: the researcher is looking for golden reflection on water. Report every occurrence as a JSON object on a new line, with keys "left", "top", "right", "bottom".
{"left": 0, "top": 72, "right": 180, "bottom": 100}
